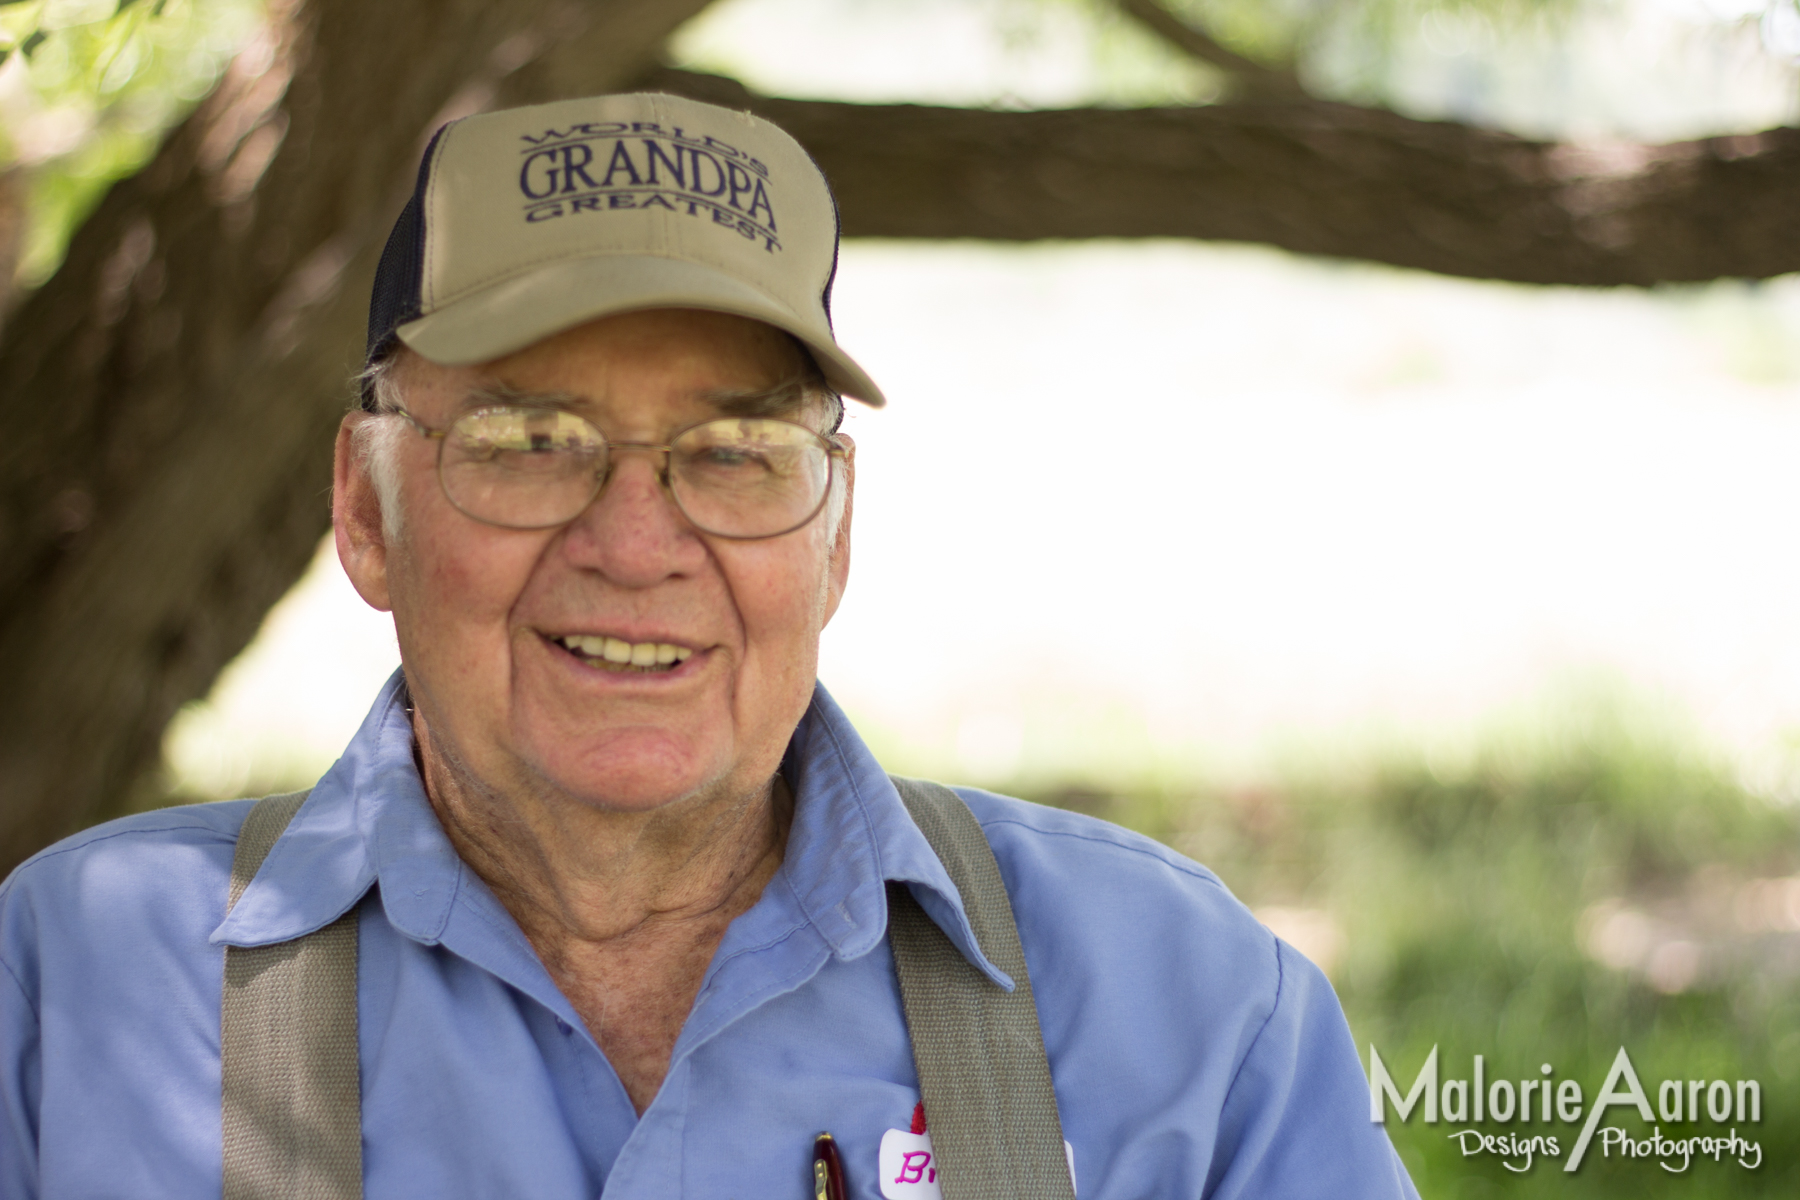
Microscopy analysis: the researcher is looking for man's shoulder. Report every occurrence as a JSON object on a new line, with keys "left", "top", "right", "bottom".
{"left": 5, "top": 798, "right": 253, "bottom": 874}
{"left": 953, "top": 785, "right": 1230, "bottom": 891}
{"left": 940, "top": 785, "right": 1403, "bottom": 1198}
{"left": 951, "top": 785, "right": 1241, "bottom": 915}
{"left": 0, "top": 800, "right": 255, "bottom": 933}
{"left": 948, "top": 785, "right": 1279, "bottom": 994}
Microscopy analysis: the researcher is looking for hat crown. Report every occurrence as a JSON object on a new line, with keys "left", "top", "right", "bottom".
{"left": 365, "top": 92, "right": 882, "bottom": 406}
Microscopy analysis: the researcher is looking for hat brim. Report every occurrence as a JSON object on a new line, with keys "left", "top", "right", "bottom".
{"left": 394, "top": 254, "right": 885, "bottom": 407}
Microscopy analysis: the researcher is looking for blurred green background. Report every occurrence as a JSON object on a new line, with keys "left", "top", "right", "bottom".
{"left": 996, "top": 692, "right": 1800, "bottom": 1195}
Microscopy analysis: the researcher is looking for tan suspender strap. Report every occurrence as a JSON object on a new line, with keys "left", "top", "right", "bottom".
{"left": 222, "top": 791, "right": 364, "bottom": 1200}
{"left": 887, "top": 776, "right": 1077, "bottom": 1200}
{"left": 215, "top": 778, "right": 1053, "bottom": 1199}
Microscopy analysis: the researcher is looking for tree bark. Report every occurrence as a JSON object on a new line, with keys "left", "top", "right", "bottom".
{"left": 648, "top": 69, "right": 1800, "bottom": 288}
{"left": 0, "top": 0, "right": 714, "bottom": 875}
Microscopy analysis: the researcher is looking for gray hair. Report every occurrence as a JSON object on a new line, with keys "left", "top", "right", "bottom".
{"left": 347, "top": 338, "right": 847, "bottom": 546}
{"left": 350, "top": 356, "right": 412, "bottom": 544}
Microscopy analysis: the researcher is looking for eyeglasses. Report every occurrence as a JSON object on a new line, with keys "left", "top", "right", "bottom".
{"left": 390, "top": 406, "right": 845, "bottom": 539}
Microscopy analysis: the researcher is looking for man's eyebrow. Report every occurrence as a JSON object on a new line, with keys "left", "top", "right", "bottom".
{"left": 455, "top": 376, "right": 818, "bottom": 419}
{"left": 700, "top": 376, "right": 815, "bottom": 419}
{"left": 458, "top": 383, "right": 582, "bottom": 412}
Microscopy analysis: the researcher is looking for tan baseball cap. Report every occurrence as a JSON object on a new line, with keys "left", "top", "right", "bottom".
{"left": 364, "top": 92, "right": 884, "bottom": 407}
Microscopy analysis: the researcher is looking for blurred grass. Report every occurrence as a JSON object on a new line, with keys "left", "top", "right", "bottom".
{"left": 1004, "top": 697, "right": 1800, "bottom": 1195}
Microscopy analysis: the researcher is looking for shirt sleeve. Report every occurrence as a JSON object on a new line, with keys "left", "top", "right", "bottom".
{"left": 1203, "top": 939, "right": 1418, "bottom": 1200}
{"left": 0, "top": 892, "right": 42, "bottom": 1200}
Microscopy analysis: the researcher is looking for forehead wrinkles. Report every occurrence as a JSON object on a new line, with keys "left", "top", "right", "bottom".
{"left": 454, "top": 372, "right": 826, "bottom": 426}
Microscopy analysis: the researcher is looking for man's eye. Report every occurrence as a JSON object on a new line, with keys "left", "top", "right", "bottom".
{"left": 457, "top": 433, "right": 550, "bottom": 458}
{"left": 454, "top": 411, "right": 599, "bottom": 461}
{"left": 701, "top": 446, "right": 765, "bottom": 468}
{"left": 685, "top": 442, "right": 777, "bottom": 472}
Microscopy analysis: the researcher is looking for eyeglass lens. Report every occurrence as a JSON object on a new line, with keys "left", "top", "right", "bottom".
{"left": 437, "top": 408, "right": 832, "bottom": 538}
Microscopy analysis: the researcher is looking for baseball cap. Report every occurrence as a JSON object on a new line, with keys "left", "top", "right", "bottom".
{"left": 364, "top": 92, "right": 884, "bottom": 407}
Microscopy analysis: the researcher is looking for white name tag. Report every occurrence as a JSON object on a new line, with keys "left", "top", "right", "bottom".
{"left": 877, "top": 1128, "right": 1076, "bottom": 1199}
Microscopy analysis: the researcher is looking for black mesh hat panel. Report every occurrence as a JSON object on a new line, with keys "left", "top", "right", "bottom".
{"left": 361, "top": 125, "right": 448, "bottom": 408}
{"left": 794, "top": 140, "right": 840, "bottom": 329}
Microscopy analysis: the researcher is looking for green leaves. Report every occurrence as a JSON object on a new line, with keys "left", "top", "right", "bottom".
{"left": 0, "top": 0, "right": 263, "bottom": 285}
{"left": 0, "top": 1, "right": 184, "bottom": 90}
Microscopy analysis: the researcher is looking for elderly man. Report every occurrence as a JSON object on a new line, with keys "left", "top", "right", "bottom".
{"left": 0, "top": 94, "right": 1416, "bottom": 1198}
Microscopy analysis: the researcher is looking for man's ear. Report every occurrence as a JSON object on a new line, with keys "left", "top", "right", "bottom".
{"left": 821, "top": 434, "right": 854, "bottom": 626}
{"left": 334, "top": 413, "right": 393, "bottom": 612}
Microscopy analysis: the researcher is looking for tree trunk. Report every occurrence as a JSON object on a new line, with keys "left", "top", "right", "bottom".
{"left": 0, "top": 0, "right": 714, "bottom": 875}
{"left": 648, "top": 69, "right": 1800, "bottom": 287}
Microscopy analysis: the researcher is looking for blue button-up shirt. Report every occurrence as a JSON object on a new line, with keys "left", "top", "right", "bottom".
{"left": 1, "top": 673, "right": 1414, "bottom": 1198}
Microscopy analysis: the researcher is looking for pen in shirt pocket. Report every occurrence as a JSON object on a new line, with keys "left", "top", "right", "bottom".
{"left": 813, "top": 1132, "right": 847, "bottom": 1200}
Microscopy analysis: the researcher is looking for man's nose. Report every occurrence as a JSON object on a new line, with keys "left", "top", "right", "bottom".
{"left": 558, "top": 448, "right": 703, "bottom": 583}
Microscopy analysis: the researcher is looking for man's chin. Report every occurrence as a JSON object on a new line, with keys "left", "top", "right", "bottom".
{"left": 523, "top": 732, "right": 731, "bottom": 814}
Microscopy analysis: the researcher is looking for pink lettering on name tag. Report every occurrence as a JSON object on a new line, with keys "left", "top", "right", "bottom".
{"left": 877, "top": 1106, "right": 1075, "bottom": 1199}
{"left": 879, "top": 1129, "right": 939, "bottom": 1198}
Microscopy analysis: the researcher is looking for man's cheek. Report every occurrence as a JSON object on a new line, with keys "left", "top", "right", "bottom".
{"left": 744, "top": 586, "right": 825, "bottom": 646}
{"left": 412, "top": 535, "right": 537, "bottom": 617}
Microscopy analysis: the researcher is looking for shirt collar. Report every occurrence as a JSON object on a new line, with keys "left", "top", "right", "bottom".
{"left": 779, "top": 685, "right": 1012, "bottom": 989}
{"left": 211, "top": 672, "right": 1012, "bottom": 989}
{"left": 210, "top": 669, "right": 443, "bottom": 948}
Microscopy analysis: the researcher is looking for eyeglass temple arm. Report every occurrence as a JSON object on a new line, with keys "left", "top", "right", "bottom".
{"left": 394, "top": 410, "right": 448, "bottom": 441}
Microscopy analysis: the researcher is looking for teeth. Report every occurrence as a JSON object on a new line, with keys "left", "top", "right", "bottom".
{"left": 558, "top": 635, "right": 693, "bottom": 669}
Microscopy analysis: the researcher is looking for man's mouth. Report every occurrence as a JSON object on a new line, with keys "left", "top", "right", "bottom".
{"left": 551, "top": 634, "right": 695, "bottom": 673}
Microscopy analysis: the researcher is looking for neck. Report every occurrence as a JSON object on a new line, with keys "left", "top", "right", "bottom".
{"left": 412, "top": 712, "right": 793, "bottom": 953}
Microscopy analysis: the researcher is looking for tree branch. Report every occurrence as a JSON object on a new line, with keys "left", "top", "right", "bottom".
{"left": 647, "top": 69, "right": 1800, "bottom": 287}
{"left": 1114, "top": 0, "right": 1306, "bottom": 100}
